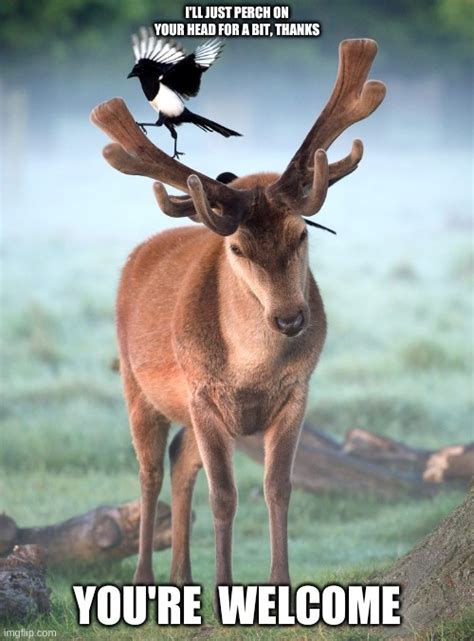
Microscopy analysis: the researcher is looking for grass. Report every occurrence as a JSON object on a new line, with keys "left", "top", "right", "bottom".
{"left": 8, "top": 603, "right": 474, "bottom": 641}
{"left": 1, "top": 188, "right": 473, "bottom": 639}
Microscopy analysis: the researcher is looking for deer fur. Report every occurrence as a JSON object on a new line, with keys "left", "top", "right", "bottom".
{"left": 90, "top": 38, "right": 386, "bottom": 590}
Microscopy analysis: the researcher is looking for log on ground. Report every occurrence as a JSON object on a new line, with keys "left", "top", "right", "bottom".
{"left": 0, "top": 500, "right": 172, "bottom": 565}
{"left": 236, "top": 423, "right": 473, "bottom": 497}
{"left": 0, "top": 545, "right": 50, "bottom": 622}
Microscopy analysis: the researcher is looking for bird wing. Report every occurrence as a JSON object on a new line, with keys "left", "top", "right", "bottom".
{"left": 131, "top": 26, "right": 186, "bottom": 74}
{"left": 160, "top": 39, "right": 224, "bottom": 99}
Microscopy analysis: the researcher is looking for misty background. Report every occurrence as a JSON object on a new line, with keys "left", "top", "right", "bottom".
{"left": 0, "top": 0, "right": 474, "bottom": 639}
{"left": 1, "top": 0, "right": 472, "bottom": 417}
{"left": 1, "top": 1, "right": 472, "bottom": 240}
{"left": 1, "top": 1, "right": 472, "bottom": 449}
{"left": 0, "top": 2, "right": 473, "bottom": 627}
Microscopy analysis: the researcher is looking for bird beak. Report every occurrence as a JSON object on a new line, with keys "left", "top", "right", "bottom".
{"left": 127, "top": 70, "right": 137, "bottom": 79}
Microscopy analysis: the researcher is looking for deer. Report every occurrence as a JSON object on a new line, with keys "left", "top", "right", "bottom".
{"left": 90, "top": 38, "right": 385, "bottom": 593}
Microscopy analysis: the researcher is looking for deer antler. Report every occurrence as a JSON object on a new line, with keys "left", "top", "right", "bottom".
{"left": 90, "top": 98, "right": 250, "bottom": 235}
{"left": 267, "top": 39, "right": 386, "bottom": 215}
{"left": 91, "top": 41, "right": 384, "bottom": 231}
{"left": 329, "top": 139, "right": 364, "bottom": 185}
{"left": 298, "top": 150, "right": 329, "bottom": 216}
{"left": 152, "top": 181, "right": 197, "bottom": 219}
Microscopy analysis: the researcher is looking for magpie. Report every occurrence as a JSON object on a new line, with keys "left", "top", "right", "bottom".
{"left": 127, "top": 27, "right": 242, "bottom": 158}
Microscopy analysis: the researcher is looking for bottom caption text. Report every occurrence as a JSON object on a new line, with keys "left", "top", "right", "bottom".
{"left": 73, "top": 584, "right": 401, "bottom": 627}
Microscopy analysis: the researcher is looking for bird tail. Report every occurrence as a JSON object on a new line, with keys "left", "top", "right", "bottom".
{"left": 184, "top": 109, "right": 242, "bottom": 137}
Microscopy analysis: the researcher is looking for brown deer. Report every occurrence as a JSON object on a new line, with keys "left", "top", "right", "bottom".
{"left": 90, "top": 39, "right": 385, "bottom": 590}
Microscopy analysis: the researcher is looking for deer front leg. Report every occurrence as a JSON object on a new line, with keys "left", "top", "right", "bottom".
{"left": 133, "top": 412, "right": 170, "bottom": 585}
{"left": 169, "top": 427, "right": 203, "bottom": 584}
{"left": 190, "top": 398, "right": 237, "bottom": 587}
{"left": 263, "top": 390, "right": 307, "bottom": 585}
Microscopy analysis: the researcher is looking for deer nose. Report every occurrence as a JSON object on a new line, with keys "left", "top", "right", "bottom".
{"left": 275, "top": 311, "right": 305, "bottom": 337}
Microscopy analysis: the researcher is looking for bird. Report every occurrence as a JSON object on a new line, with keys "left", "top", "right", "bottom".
{"left": 127, "top": 27, "right": 242, "bottom": 158}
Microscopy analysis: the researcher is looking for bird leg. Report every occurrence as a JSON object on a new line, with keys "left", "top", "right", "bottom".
{"left": 135, "top": 118, "right": 164, "bottom": 135}
{"left": 165, "top": 123, "right": 185, "bottom": 160}
{"left": 131, "top": 111, "right": 183, "bottom": 159}
{"left": 135, "top": 123, "right": 154, "bottom": 134}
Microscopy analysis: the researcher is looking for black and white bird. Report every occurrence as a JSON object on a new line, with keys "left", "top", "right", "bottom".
{"left": 127, "top": 27, "right": 242, "bottom": 158}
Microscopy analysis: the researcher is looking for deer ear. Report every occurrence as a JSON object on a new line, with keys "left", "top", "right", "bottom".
{"left": 216, "top": 172, "right": 238, "bottom": 184}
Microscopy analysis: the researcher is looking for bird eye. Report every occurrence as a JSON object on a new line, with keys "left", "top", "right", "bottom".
{"left": 230, "top": 244, "right": 244, "bottom": 257}
{"left": 299, "top": 229, "right": 308, "bottom": 244}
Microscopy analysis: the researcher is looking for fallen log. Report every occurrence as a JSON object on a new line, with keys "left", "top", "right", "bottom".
{"left": 343, "top": 428, "right": 473, "bottom": 483}
{"left": 423, "top": 443, "right": 474, "bottom": 483}
{"left": 0, "top": 500, "right": 172, "bottom": 565}
{"left": 109, "top": 359, "right": 472, "bottom": 494}
{"left": 236, "top": 423, "right": 473, "bottom": 497}
{"left": 343, "top": 427, "right": 430, "bottom": 465}
{"left": 0, "top": 545, "right": 50, "bottom": 622}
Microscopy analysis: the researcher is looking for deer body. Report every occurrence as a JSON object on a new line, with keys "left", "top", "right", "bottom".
{"left": 91, "top": 39, "right": 385, "bottom": 590}
{"left": 118, "top": 212, "right": 326, "bottom": 433}
{"left": 117, "top": 186, "right": 326, "bottom": 586}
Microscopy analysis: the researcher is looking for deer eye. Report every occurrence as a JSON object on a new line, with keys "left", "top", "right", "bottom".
{"left": 299, "top": 229, "right": 308, "bottom": 244}
{"left": 230, "top": 244, "right": 245, "bottom": 257}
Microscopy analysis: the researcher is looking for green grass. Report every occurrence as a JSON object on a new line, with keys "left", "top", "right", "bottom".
{"left": 0, "top": 476, "right": 463, "bottom": 639}
{"left": 1, "top": 225, "right": 473, "bottom": 639}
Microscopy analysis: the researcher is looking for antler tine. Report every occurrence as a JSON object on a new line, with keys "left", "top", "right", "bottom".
{"left": 297, "top": 150, "right": 329, "bottom": 216}
{"left": 187, "top": 175, "right": 242, "bottom": 236}
{"left": 293, "top": 39, "right": 385, "bottom": 171}
{"left": 103, "top": 142, "right": 175, "bottom": 184}
{"left": 153, "top": 182, "right": 196, "bottom": 218}
{"left": 92, "top": 99, "right": 195, "bottom": 191}
{"left": 329, "top": 139, "right": 363, "bottom": 186}
{"left": 104, "top": 142, "right": 197, "bottom": 217}
{"left": 267, "top": 39, "right": 385, "bottom": 212}
{"left": 91, "top": 98, "right": 249, "bottom": 233}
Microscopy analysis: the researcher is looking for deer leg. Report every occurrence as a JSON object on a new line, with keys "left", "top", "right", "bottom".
{"left": 164, "top": 123, "right": 185, "bottom": 159}
{"left": 133, "top": 409, "right": 169, "bottom": 584}
{"left": 191, "top": 400, "right": 237, "bottom": 587}
{"left": 169, "top": 427, "right": 203, "bottom": 584}
{"left": 122, "top": 366, "right": 170, "bottom": 585}
{"left": 263, "top": 392, "right": 307, "bottom": 585}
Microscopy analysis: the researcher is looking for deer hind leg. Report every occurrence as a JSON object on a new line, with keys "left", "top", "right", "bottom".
{"left": 169, "top": 427, "right": 203, "bottom": 584}
{"left": 122, "top": 365, "right": 170, "bottom": 585}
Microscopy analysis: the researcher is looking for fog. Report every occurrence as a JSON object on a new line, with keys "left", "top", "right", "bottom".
{"left": 1, "top": 47, "right": 472, "bottom": 315}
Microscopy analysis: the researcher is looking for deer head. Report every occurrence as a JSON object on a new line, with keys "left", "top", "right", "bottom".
{"left": 91, "top": 39, "right": 385, "bottom": 337}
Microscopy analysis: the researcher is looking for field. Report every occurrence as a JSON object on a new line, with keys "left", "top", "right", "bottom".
{"left": 1, "top": 115, "right": 473, "bottom": 641}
